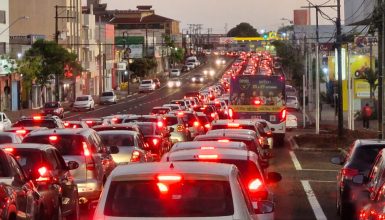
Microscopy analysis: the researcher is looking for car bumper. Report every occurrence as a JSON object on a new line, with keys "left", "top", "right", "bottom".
{"left": 139, "top": 87, "right": 155, "bottom": 91}
{"left": 100, "top": 99, "right": 115, "bottom": 104}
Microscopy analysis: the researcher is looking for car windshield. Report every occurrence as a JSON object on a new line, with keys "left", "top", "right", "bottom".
{"left": 102, "top": 92, "right": 113, "bottom": 96}
{"left": 12, "top": 120, "right": 57, "bottom": 129}
{"left": 151, "top": 109, "right": 169, "bottom": 115}
{"left": 165, "top": 116, "right": 178, "bottom": 126}
{"left": 350, "top": 145, "right": 385, "bottom": 171}
{"left": 141, "top": 80, "right": 151, "bottom": 84}
{"left": 0, "top": 135, "right": 13, "bottom": 144}
{"left": 44, "top": 102, "right": 59, "bottom": 108}
{"left": 136, "top": 124, "right": 159, "bottom": 135}
{"left": 76, "top": 96, "right": 89, "bottom": 101}
{"left": 22, "top": 135, "right": 94, "bottom": 155}
{"left": 104, "top": 180, "right": 234, "bottom": 217}
{"left": 99, "top": 133, "right": 135, "bottom": 147}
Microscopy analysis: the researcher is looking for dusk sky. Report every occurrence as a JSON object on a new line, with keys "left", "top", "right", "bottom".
{"left": 100, "top": 0, "right": 343, "bottom": 34}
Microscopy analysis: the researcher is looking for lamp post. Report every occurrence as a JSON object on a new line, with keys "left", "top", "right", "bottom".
{"left": 0, "top": 16, "right": 29, "bottom": 36}
{"left": 122, "top": 31, "right": 130, "bottom": 96}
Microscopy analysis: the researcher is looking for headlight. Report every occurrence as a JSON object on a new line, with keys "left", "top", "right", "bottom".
{"left": 176, "top": 81, "right": 181, "bottom": 87}
{"left": 200, "top": 77, "right": 204, "bottom": 82}
{"left": 209, "top": 70, "right": 215, "bottom": 76}
{"left": 168, "top": 81, "right": 174, "bottom": 87}
{"left": 222, "top": 60, "right": 225, "bottom": 64}
{"left": 203, "top": 70, "right": 208, "bottom": 74}
{"left": 216, "top": 60, "right": 220, "bottom": 65}
{"left": 192, "top": 77, "right": 196, "bottom": 82}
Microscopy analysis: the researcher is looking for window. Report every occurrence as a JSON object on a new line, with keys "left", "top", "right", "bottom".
{"left": 46, "top": 150, "right": 60, "bottom": 170}
{"left": 0, "top": 11, "right": 6, "bottom": 24}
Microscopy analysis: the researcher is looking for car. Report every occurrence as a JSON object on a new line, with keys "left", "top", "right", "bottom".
{"left": 73, "top": 95, "right": 95, "bottom": 111}
{"left": 97, "top": 130, "right": 153, "bottom": 165}
{"left": 63, "top": 120, "right": 90, "bottom": 129}
{"left": 1, "top": 143, "right": 79, "bottom": 219}
{"left": 0, "top": 148, "right": 42, "bottom": 220}
{"left": 93, "top": 162, "right": 275, "bottom": 220}
{"left": 163, "top": 113, "right": 190, "bottom": 143}
{"left": 193, "top": 105, "right": 219, "bottom": 121}
{"left": 153, "top": 78, "right": 161, "bottom": 89}
{"left": 0, "top": 132, "right": 23, "bottom": 144}
{"left": 286, "top": 113, "right": 298, "bottom": 130}
{"left": 194, "top": 133, "right": 269, "bottom": 169}
{"left": 170, "top": 68, "right": 181, "bottom": 77}
{"left": 122, "top": 115, "right": 165, "bottom": 125}
{"left": 92, "top": 123, "right": 143, "bottom": 135}
{"left": 151, "top": 106, "right": 172, "bottom": 115}
{"left": 162, "top": 103, "right": 183, "bottom": 111}
{"left": 167, "top": 78, "right": 182, "bottom": 88}
{"left": 100, "top": 91, "right": 117, "bottom": 105}
{"left": 22, "top": 128, "right": 119, "bottom": 206}
{"left": 41, "top": 101, "right": 65, "bottom": 118}
{"left": 286, "top": 96, "right": 300, "bottom": 111}
{"left": 169, "top": 141, "right": 248, "bottom": 152}
{"left": 5, "top": 127, "right": 49, "bottom": 138}
{"left": 196, "top": 112, "right": 211, "bottom": 132}
{"left": 358, "top": 180, "right": 385, "bottom": 220}
{"left": 0, "top": 112, "right": 11, "bottom": 132}
{"left": 181, "top": 65, "right": 190, "bottom": 72}
{"left": 134, "top": 122, "right": 172, "bottom": 159}
{"left": 139, "top": 79, "right": 156, "bottom": 93}
{"left": 186, "top": 62, "right": 195, "bottom": 69}
{"left": 175, "top": 111, "right": 205, "bottom": 139}
{"left": 191, "top": 74, "right": 207, "bottom": 83}
{"left": 169, "top": 100, "right": 188, "bottom": 110}
{"left": 216, "top": 58, "right": 226, "bottom": 65}
{"left": 331, "top": 139, "right": 385, "bottom": 219}
{"left": 203, "top": 68, "right": 215, "bottom": 77}
{"left": 161, "top": 148, "right": 281, "bottom": 207}
{"left": 12, "top": 116, "right": 65, "bottom": 129}
{"left": 81, "top": 118, "right": 104, "bottom": 128}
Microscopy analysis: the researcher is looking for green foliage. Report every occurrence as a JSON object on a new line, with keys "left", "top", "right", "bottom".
{"left": 170, "top": 48, "right": 184, "bottom": 63}
{"left": 22, "top": 39, "right": 81, "bottom": 87}
{"left": 227, "top": 22, "right": 260, "bottom": 37}
{"left": 361, "top": 68, "right": 378, "bottom": 100}
{"left": 130, "top": 58, "right": 158, "bottom": 77}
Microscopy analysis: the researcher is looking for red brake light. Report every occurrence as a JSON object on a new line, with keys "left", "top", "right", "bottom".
{"left": 177, "top": 112, "right": 184, "bottom": 117}
{"left": 130, "top": 150, "right": 141, "bottom": 162}
{"left": 198, "top": 154, "right": 218, "bottom": 160}
{"left": 72, "top": 125, "right": 78, "bottom": 128}
{"left": 111, "top": 118, "right": 118, "bottom": 122}
{"left": 33, "top": 116, "right": 42, "bottom": 120}
{"left": 157, "top": 175, "right": 182, "bottom": 181}
{"left": 254, "top": 99, "right": 261, "bottom": 105}
{"left": 152, "top": 138, "right": 159, "bottom": 146}
{"left": 193, "top": 121, "right": 200, "bottom": 127}
{"left": 157, "top": 182, "right": 169, "bottom": 193}
{"left": 85, "top": 121, "right": 93, "bottom": 124}
{"left": 201, "top": 146, "right": 215, "bottom": 150}
{"left": 16, "top": 129, "right": 27, "bottom": 135}
{"left": 82, "top": 141, "right": 91, "bottom": 157}
{"left": 64, "top": 122, "right": 69, "bottom": 127}
{"left": 248, "top": 178, "right": 262, "bottom": 191}
{"left": 3, "top": 147, "right": 14, "bottom": 152}
{"left": 49, "top": 136, "right": 58, "bottom": 141}
{"left": 218, "top": 139, "right": 230, "bottom": 143}
{"left": 280, "top": 109, "right": 287, "bottom": 122}
{"left": 228, "top": 108, "right": 234, "bottom": 119}
{"left": 211, "top": 113, "right": 216, "bottom": 118}
{"left": 342, "top": 168, "right": 359, "bottom": 180}
{"left": 204, "top": 123, "right": 211, "bottom": 129}
{"left": 157, "top": 121, "right": 164, "bottom": 128}
{"left": 227, "top": 123, "right": 240, "bottom": 127}
{"left": 38, "top": 166, "right": 48, "bottom": 176}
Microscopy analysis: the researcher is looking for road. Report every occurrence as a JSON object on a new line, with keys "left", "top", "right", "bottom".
{"left": 73, "top": 58, "right": 342, "bottom": 220}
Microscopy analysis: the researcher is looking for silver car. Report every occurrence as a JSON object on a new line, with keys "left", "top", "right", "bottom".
{"left": 163, "top": 114, "right": 189, "bottom": 143}
{"left": 22, "top": 128, "right": 119, "bottom": 205}
{"left": 100, "top": 91, "right": 117, "bottom": 105}
{"left": 73, "top": 95, "right": 95, "bottom": 111}
{"left": 139, "top": 80, "right": 156, "bottom": 93}
{"left": 98, "top": 130, "right": 153, "bottom": 165}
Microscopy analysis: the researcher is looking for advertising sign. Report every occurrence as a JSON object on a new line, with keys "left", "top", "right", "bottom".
{"left": 129, "top": 44, "right": 143, "bottom": 59}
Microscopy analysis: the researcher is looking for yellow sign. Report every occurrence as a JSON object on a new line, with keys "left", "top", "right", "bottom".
{"left": 230, "top": 105, "right": 283, "bottom": 113}
{"left": 354, "top": 79, "right": 370, "bottom": 98}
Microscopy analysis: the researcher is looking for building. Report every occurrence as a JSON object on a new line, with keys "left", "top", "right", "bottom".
{"left": 344, "top": 0, "right": 375, "bottom": 25}
{"left": 0, "top": 0, "right": 9, "bottom": 54}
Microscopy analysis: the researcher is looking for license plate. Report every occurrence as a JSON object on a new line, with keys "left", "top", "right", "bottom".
{"left": 270, "top": 115, "right": 276, "bottom": 121}
{"left": 251, "top": 115, "right": 262, "bottom": 119}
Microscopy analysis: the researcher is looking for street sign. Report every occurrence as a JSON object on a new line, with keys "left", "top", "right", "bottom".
{"left": 117, "top": 62, "right": 127, "bottom": 71}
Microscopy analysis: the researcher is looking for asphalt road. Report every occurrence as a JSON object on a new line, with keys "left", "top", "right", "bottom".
{"left": 74, "top": 60, "right": 343, "bottom": 220}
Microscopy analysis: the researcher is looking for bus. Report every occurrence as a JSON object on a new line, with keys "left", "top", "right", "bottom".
{"left": 229, "top": 74, "right": 286, "bottom": 145}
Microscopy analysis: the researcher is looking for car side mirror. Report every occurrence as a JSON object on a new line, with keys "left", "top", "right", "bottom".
{"left": 108, "top": 146, "right": 119, "bottom": 154}
{"left": 352, "top": 174, "right": 365, "bottom": 184}
{"left": 267, "top": 172, "right": 282, "bottom": 184}
{"left": 67, "top": 161, "right": 79, "bottom": 170}
{"left": 330, "top": 156, "right": 343, "bottom": 165}
{"left": 253, "top": 200, "right": 274, "bottom": 214}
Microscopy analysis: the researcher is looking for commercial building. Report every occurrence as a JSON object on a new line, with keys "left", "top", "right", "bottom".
{"left": 0, "top": 0, "right": 9, "bottom": 54}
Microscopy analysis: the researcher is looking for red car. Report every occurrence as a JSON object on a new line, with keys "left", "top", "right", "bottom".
{"left": 42, "top": 102, "right": 64, "bottom": 118}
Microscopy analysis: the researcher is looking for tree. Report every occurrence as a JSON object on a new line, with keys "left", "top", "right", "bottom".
{"left": 130, "top": 58, "right": 158, "bottom": 77}
{"left": 227, "top": 23, "right": 260, "bottom": 37}
{"left": 17, "top": 56, "right": 43, "bottom": 106}
{"left": 361, "top": 68, "right": 378, "bottom": 101}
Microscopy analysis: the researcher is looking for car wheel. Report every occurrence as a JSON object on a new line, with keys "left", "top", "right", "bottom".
{"left": 66, "top": 193, "right": 79, "bottom": 220}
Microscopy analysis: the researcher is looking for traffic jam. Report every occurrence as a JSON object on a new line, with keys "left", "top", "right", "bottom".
{"left": 0, "top": 50, "right": 372, "bottom": 220}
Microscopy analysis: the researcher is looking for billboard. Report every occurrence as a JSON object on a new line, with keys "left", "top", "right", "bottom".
{"left": 294, "top": 9, "right": 310, "bottom": 25}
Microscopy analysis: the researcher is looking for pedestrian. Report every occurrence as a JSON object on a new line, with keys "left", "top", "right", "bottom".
{"left": 362, "top": 103, "right": 373, "bottom": 129}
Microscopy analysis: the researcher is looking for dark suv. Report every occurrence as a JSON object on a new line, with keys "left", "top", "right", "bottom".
{"left": 22, "top": 128, "right": 119, "bottom": 206}
{"left": 12, "top": 116, "right": 65, "bottom": 129}
{"left": 1, "top": 144, "right": 79, "bottom": 219}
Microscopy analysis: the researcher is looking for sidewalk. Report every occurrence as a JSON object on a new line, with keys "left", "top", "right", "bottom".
{"left": 306, "top": 103, "right": 379, "bottom": 132}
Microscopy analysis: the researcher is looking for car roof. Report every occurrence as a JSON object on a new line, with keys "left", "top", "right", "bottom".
{"left": 93, "top": 123, "right": 139, "bottom": 128}
{"left": 208, "top": 129, "right": 257, "bottom": 136}
{"left": 194, "top": 133, "right": 255, "bottom": 141}
{"left": 0, "top": 143, "right": 56, "bottom": 151}
{"left": 163, "top": 148, "right": 253, "bottom": 162}
{"left": 0, "top": 132, "right": 19, "bottom": 137}
{"left": 110, "top": 162, "right": 236, "bottom": 180}
{"left": 6, "top": 127, "right": 48, "bottom": 131}
{"left": 127, "top": 115, "right": 157, "bottom": 119}
{"left": 171, "top": 141, "right": 247, "bottom": 152}
{"left": 212, "top": 119, "right": 257, "bottom": 126}
{"left": 97, "top": 130, "right": 138, "bottom": 135}
{"left": 24, "top": 128, "right": 92, "bottom": 136}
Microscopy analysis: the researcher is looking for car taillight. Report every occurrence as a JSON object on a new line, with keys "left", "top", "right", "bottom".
{"left": 177, "top": 124, "right": 184, "bottom": 132}
{"left": 3, "top": 147, "right": 14, "bottom": 152}
{"left": 201, "top": 146, "right": 215, "bottom": 150}
{"left": 254, "top": 99, "right": 262, "bottom": 105}
{"left": 157, "top": 121, "right": 164, "bottom": 128}
{"left": 82, "top": 141, "right": 91, "bottom": 156}
{"left": 228, "top": 108, "right": 234, "bottom": 119}
{"left": 218, "top": 139, "right": 229, "bottom": 142}
{"left": 227, "top": 123, "right": 240, "bottom": 128}
{"left": 157, "top": 175, "right": 182, "bottom": 181}
{"left": 210, "top": 113, "right": 216, "bottom": 118}
{"left": 193, "top": 121, "right": 200, "bottom": 127}
{"left": 157, "top": 182, "right": 169, "bottom": 193}
{"left": 204, "top": 123, "right": 211, "bottom": 129}
{"left": 342, "top": 168, "right": 359, "bottom": 180}
{"left": 16, "top": 129, "right": 27, "bottom": 135}
{"left": 111, "top": 118, "right": 118, "bottom": 123}
{"left": 36, "top": 166, "right": 50, "bottom": 182}
{"left": 130, "top": 150, "right": 141, "bottom": 162}
{"left": 49, "top": 136, "right": 58, "bottom": 141}
{"left": 198, "top": 154, "right": 218, "bottom": 160}
{"left": 82, "top": 142, "right": 95, "bottom": 170}
{"left": 280, "top": 109, "right": 287, "bottom": 122}
{"left": 86, "top": 121, "right": 93, "bottom": 125}
{"left": 152, "top": 138, "right": 159, "bottom": 146}
{"left": 248, "top": 179, "right": 262, "bottom": 191}
{"left": 64, "top": 122, "right": 69, "bottom": 127}
{"left": 33, "top": 116, "right": 42, "bottom": 120}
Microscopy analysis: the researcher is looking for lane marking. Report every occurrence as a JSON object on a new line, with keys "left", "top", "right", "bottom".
{"left": 289, "top": 151, "right": 302, "bottom": 170}
{"left": 301, "top": 168, "right": 339, "bottom": 172}
{"left": 301, "top": 180, "right": 327, "bottom": 220}
{"left": 305, "top": 180, "right": 337, "bottom": 183}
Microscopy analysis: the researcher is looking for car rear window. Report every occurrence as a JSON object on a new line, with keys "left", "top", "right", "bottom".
{"left": 12, "top": 120, "right": 58, "bottom": 129}
{"left": 99, "top": 133, "right": 135, "bottom": 147}
{"left": 136, "top": 124, "right": 160, "bottom": 136}
{"left": 0, "top": 135, "right": 13, "bottom": 144}
{"left": 76, "top": 96, "right": 89, "bottom": 101}
{"left": 44, "top": 102, "right": 59, "bottom": 108}
{"left": 22, "top": 135, "right": 92, "bottom": 156}
{"left": 124, "top": 118, "right": 157, "bottom": 123}
{"left": 195, "top": 138, "right": 257, "bottom": 153}
{"left": 141, "top": 80, "right": 151, "bottom": 84}
{"left": 350, "top": 145, "right": 385, "bottom": 171}
{"left": 104, "top": 180, "right": 234, "bottom": 217}
{"left": 102, "top": 92, "right": 114, "bottom": 96}
{"left": 10, "top": 149, "right": 44, "bottom": 171}
{"left": 211, "top": 124, "right": 256, "bottom": 131}
{"left": 165, "top": 117, "right": 178, "bottom": 126}
{"left": 152, "top": 108, "right": 169, "bottom": 115}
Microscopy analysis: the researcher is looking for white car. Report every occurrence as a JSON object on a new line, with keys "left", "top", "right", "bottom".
{"left": 0, "top": 112, "right": 11, "bottom": 131}
{"left": 100, "top": 91, "right": 117, "bottom": 105}
{"left": 139, "top": 79, "right": 156, "bottom": 93}
{"left": 170, "top": 69, "right": 181, "bottom": 77}
{"left": 286, "top": 96, "right": 300, "bottom": 111}
{"left": 186, "top": 62, "right": 195, "bottom": 69}
{"left": 93, "top": 162, "right": 275, "bottom": 220}
{"left": 73, "top": 95, "right": 95, "bottom": 111}
{"left": 286, "top": 113, "right": 298, "bottom": 129}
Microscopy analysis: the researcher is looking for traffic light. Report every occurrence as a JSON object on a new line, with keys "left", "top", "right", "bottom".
{"left": 263, "top": 33, "right": 268, "bottom": 40}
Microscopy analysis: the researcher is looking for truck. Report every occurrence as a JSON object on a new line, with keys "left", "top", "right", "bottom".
{"left": 229, "top": 74, "right": 286, "bottom": 145}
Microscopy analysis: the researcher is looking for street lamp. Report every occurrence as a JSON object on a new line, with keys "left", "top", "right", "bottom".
{"left": 122, "top": 31, "right": 130, "bottom": 96}
{"left": 0, "top": 16, "right": 29, "bottom": 36}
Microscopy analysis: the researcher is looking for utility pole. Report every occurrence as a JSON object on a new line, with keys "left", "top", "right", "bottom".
{"left": 98, "top": 15, "right": 103, "bottom": 96}
{"left": 54, "top": 5, "right": 75, "bottom": 101}
{"left": 336, "top": 0, "right": 343, "bottom": 137}
{"left": 315, "top": 6, "right": 320, "bottom": 134}
{"left": 303, "top": 35, "right": 307, "bottom": 128}
{"left": 380, "top": 0, "right": 385, "bottom": 139}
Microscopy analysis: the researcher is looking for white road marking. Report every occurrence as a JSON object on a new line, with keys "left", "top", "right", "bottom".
{"left": 301, "top": 180, "right": 327, "bottom": 220}
{"left": 302, "top": 168, "right": 339, "bottom": 172}
{"left": 305, "top": 180, "right": 337, "bottom": 183}
{"left": 289, "top": 151, "right": 302, "bottom": 170}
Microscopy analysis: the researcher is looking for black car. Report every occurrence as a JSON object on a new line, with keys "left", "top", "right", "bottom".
{"left": 331, "top": 139, "right": 385, "bottom": 219}
{"left": 12, "top": 116, "right": 65, "bottom": 129}
{"left": 1, "top": 144, "right": 79, "bottom": 219}
{"left": 0, "top": 148, "right": 42, "bottom": 219}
